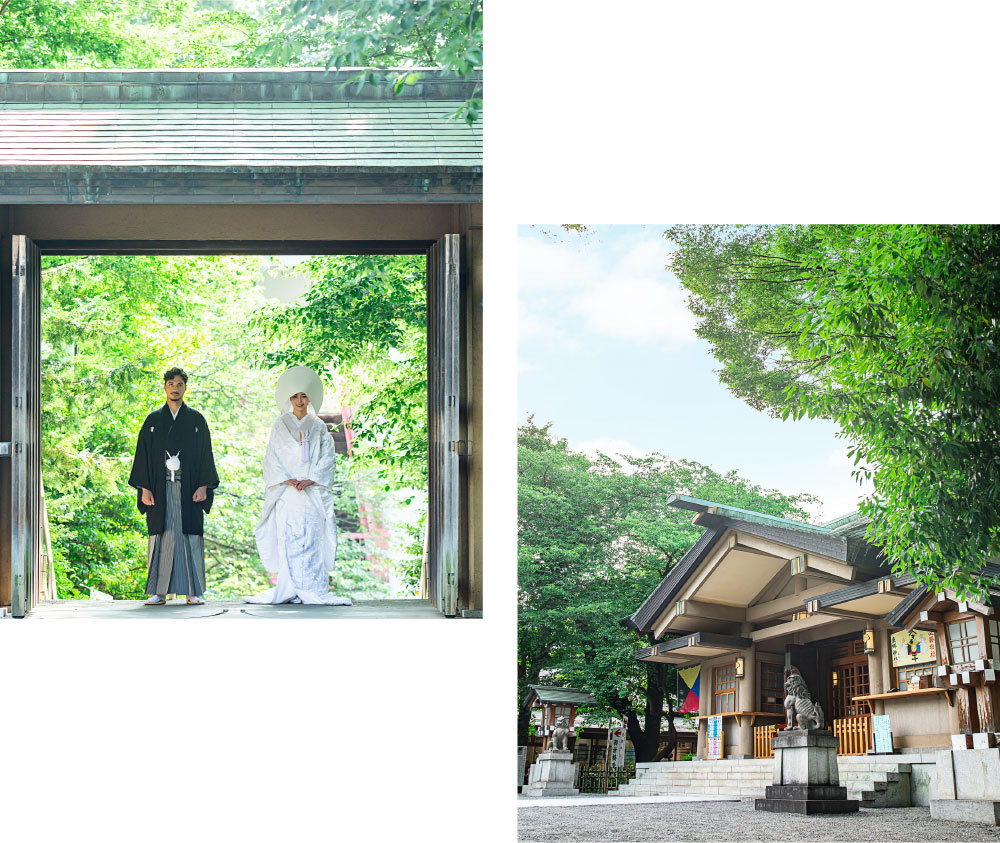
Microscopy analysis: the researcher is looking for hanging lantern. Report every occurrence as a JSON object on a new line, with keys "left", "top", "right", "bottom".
{"left": 863, "top": 627, "right": 876, "bottom": 655}
{"left": 735, "top": 656, "right": 745, "bottom": 678}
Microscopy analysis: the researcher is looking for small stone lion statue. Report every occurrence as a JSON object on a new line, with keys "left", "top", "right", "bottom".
{"left": 784, "top": 666, "right": 825, "bottom": 731}
{"left": 550, "top": 716, "right": 570, "bottom": 751}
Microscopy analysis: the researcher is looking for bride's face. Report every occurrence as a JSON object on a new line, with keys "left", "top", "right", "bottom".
{"left": 290, "top": 392, "right": 310, "bottom": 413}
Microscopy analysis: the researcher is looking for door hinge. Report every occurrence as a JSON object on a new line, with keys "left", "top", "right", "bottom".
{"left": 450, "top": 440, "right": 474, "bottom": 456}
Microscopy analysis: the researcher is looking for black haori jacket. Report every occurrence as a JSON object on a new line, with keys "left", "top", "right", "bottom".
{"left": 127, "top": 403, "right": 220, "bottom": 536}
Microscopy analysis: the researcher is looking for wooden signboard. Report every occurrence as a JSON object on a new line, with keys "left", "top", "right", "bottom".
{"left": 705, "top": 714, "right": 724, "bottom": 760}
{"left": 891, "top": 629, "right": 937, "bottom": 667}
{"left": 871, "top": 714, "right": 894, "bottom": 754}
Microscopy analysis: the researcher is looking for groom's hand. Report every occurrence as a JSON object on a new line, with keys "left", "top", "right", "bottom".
{"left": 193, "top": 486, "right": 207, "bottom": 503}
{"left": 141, "top": 488, "right": 155, "bottom": 507}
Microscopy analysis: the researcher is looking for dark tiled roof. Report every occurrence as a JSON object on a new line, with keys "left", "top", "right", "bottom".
{"left": 523, "top": 685, "right": 597, "bottom": 708}
{"left": 624, "top": 526, "right": 720, "bottom": 633}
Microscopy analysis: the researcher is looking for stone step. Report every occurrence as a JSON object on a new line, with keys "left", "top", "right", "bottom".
{"left": 842, "top": 771, "right": 902, "bottom": 783}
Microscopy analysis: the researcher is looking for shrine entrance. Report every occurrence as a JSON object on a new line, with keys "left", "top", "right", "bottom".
{"left": 0, "top": 69, "right": 483, "bottom": 618}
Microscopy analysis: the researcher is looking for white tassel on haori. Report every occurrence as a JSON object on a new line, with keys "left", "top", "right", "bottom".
{"left": 166, "top": 451, "right": 181, "bottom": 481}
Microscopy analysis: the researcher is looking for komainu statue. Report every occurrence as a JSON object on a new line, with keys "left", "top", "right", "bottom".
{"left": 784, "top": 666, "right": 825, "bottom": 731}
{"left": 550, "top": 716, "right": 570, "bottom": 751}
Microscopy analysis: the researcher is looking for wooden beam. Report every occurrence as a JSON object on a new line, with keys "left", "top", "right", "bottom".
{"left": 750, "top": 613, "right": 833, "bottom": 642}
{"left": 813, "top": 607, "right": 886, "bottom": 622}
{"left": 674, "top": 599, "right": 746, "bottom": 623}
{"left": 747, "top": 583, "right": 842, "bottom": 625}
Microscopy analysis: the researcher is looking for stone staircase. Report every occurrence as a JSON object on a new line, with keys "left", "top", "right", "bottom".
{"left": 612, "top": 759, "right": 773, "bottom": 799}
{"left": 838, "top": 757, "right": 912, "bottom": 808}
{"left": 611, "top": 756, "right": 913, "bottom": 806}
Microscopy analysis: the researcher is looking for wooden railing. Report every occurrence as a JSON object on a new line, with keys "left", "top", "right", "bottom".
{"left": 833, "top": 714, "right": 872, "bottom": 755}
{"left": 754, "top": 724, "right": 779, "bottom": 758}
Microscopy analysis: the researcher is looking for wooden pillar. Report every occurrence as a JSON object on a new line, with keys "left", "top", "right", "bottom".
{"left": 956, "top": 686, "right": 980, "bottom": 734}
{"left": 976, "top": 679, "right": 997, "bottom": 733}
{"left": 736, "top": 645, "right": 757, "bottom": 758}
{"left": 867, "top": 627, "right": 886, "bottom": 717}
{"left": 458, "top": 226, "right": 482, "bottom": 613}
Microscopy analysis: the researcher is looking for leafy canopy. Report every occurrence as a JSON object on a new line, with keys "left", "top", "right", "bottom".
{"left": 669, "top": 224, "right": 1000, "bottom": 596}
{"left": 518, "top": 417, "right": 816, "bottom": 760}
{"left": 255, "top": 0, "right": 483, "bottom": 123}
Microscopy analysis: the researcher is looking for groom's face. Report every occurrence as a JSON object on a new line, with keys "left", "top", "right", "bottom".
{"left": 164, "top": 377, "right": 187, "bottom": 402}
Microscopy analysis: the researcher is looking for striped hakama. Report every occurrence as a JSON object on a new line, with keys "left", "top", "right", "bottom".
{"left": 145, "top": 477, "right": 206, "bottom": 597}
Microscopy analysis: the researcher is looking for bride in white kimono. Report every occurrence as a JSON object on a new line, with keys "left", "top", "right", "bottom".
{"left": 244, "top": 366, "right": 352, "bottom": 606}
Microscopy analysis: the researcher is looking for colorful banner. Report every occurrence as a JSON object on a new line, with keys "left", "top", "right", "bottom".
{"left": 890, "top": 629, "right": 937, "bottom": 667}
{"left": 677, "top": 664, "right": 701, "bottom": 714}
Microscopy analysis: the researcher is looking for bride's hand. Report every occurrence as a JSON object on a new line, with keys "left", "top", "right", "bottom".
{"left": 295, "top": 479, "right": 314, "bottom": 491}
{"left": 282, "top": 479, "right": 299, "bottom": 488}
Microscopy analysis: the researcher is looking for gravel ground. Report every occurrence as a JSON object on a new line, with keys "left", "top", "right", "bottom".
{"left": 518, "top": 798, "right": 1000, "bottom": 842}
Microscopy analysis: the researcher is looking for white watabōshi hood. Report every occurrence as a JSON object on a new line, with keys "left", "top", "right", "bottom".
{"left": 274, "top": 366, "right": 324, "bottom": 415}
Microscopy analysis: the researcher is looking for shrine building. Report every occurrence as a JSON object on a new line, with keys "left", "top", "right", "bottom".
{"left": 626, "top": 495, "right": 1000, "bottom": 760}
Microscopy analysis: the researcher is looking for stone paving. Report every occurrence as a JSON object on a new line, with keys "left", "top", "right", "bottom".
{"left": 517, "top": 795, "right": 1000, "bottom": 841}
{"left": 17, "top": 598, "right": 445, "bottom": 620}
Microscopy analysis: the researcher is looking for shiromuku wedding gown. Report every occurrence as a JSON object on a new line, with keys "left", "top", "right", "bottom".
{"left": 243, "top": 410, "right": 351, "bottom": 605}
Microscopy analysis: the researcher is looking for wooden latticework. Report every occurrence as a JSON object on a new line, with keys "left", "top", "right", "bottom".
{"left": 754, "top": 724, "right": 779, "bottom": 758}
{"left": 833, "top": 714, "right": 872, "bottom": 755}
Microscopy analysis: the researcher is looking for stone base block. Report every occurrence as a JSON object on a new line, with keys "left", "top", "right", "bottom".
{"left": 755, "top": 796, "right": 860, "bottom": 815}
{"left": 930, "top": 799, "right": 1000, "bottom": 825}
{"left": 951, "top": 734, "right": 974, "bottom": 750}
{"left": 521, "top": 785, "right": 580, "bottom": 797}
{"left": 765, "top": 785, "right": 849, "bottom": 801}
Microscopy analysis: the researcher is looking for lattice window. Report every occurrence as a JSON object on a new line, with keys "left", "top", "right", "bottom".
{"left": 989, "top": 619, "right": 1000, "bottom": 664}
{"left": 760, "top": 662, "right": 784, "bottom": 713}
{"left": 714, "top": 664, "right": 736, "bottom": 714}
{"left": 896, "top": 663, "right": 934, "bottom": 687}
{"left": 948, "top": 618, "right": 980, "bottom": 663}
{"left": 831, "top": 661, "right": 869, "bottom": 719}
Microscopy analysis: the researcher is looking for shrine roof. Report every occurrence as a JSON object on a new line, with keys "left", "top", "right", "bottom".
{"left": 523, "top": 685, "right": 598, "bottom": 708}
{"left": 0, "top": 69, "right": 481, "bottom": 203}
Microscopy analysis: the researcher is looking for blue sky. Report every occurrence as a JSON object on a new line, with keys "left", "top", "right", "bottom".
{"left": 517, "top": 224, "right": 872, "bottom": 523}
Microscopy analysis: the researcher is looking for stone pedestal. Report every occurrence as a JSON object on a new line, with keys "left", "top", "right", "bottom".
{"left": 755, "top": 730, "right": 859, "bottom": 815}
{"left": 929, "top": 741, "right": 1000, "bottom": 825}
{"left": 522, "top": 750, "right": 579, "bottom": 797}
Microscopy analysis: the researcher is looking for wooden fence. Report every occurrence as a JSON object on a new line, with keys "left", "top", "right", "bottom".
{"left": 753, "top": 724, "right": 779, "bottom": 758}
{"left": 833, "top": 714, "right": 872, "bottom": 755}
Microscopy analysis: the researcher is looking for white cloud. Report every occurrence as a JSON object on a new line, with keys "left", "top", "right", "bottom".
{"left": 518, "top": 232, "right": 697, "bottom": 351}
{"left": 570, "top": 274, "right": 696, "bottom": 349}
{"left": 517, "top": 235, "right": 601, "bottom": 291}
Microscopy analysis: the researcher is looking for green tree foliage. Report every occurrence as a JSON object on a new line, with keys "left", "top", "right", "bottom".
{"left": 0, "top": 0, "right": 261, "bottom": 68}
{"left": 517, "top": 418, "right": 816, "bottom": 761}
{"left": 669, "top": 224, "right": 1000, "bottom": 595}
{"left": 255, "top": 0, "right": 483, "bottom": 123}
{"left": 42, "top": 255, "right": 393, "bottom": 600}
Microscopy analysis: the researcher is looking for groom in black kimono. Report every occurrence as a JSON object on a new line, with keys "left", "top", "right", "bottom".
{"left": 128, "top": 367, "right": 219, "bottom": 606}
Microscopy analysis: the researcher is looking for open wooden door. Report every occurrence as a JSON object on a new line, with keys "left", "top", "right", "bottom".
{"left": 1, "top": 236, "right": 41, "bottom": 617}
{"left": 426, "top": 234, "right": 461, "bottom": 616}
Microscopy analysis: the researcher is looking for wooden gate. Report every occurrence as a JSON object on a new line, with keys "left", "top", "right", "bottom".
{"left": 1, "top": 235, "right": 41, "bottom": 617}
{"left": 754, "top": 724, "right": 779, "bottom": 758}
{"left": 833, "top": 714, "right": 872, "bottom": 755}
{"left": 426, "top": 234, "right": 461, "bottom": 616}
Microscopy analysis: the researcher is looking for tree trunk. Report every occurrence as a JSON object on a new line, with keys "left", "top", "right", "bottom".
{"left": 517, "top": 700, "right": 534, "bottom": 747}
